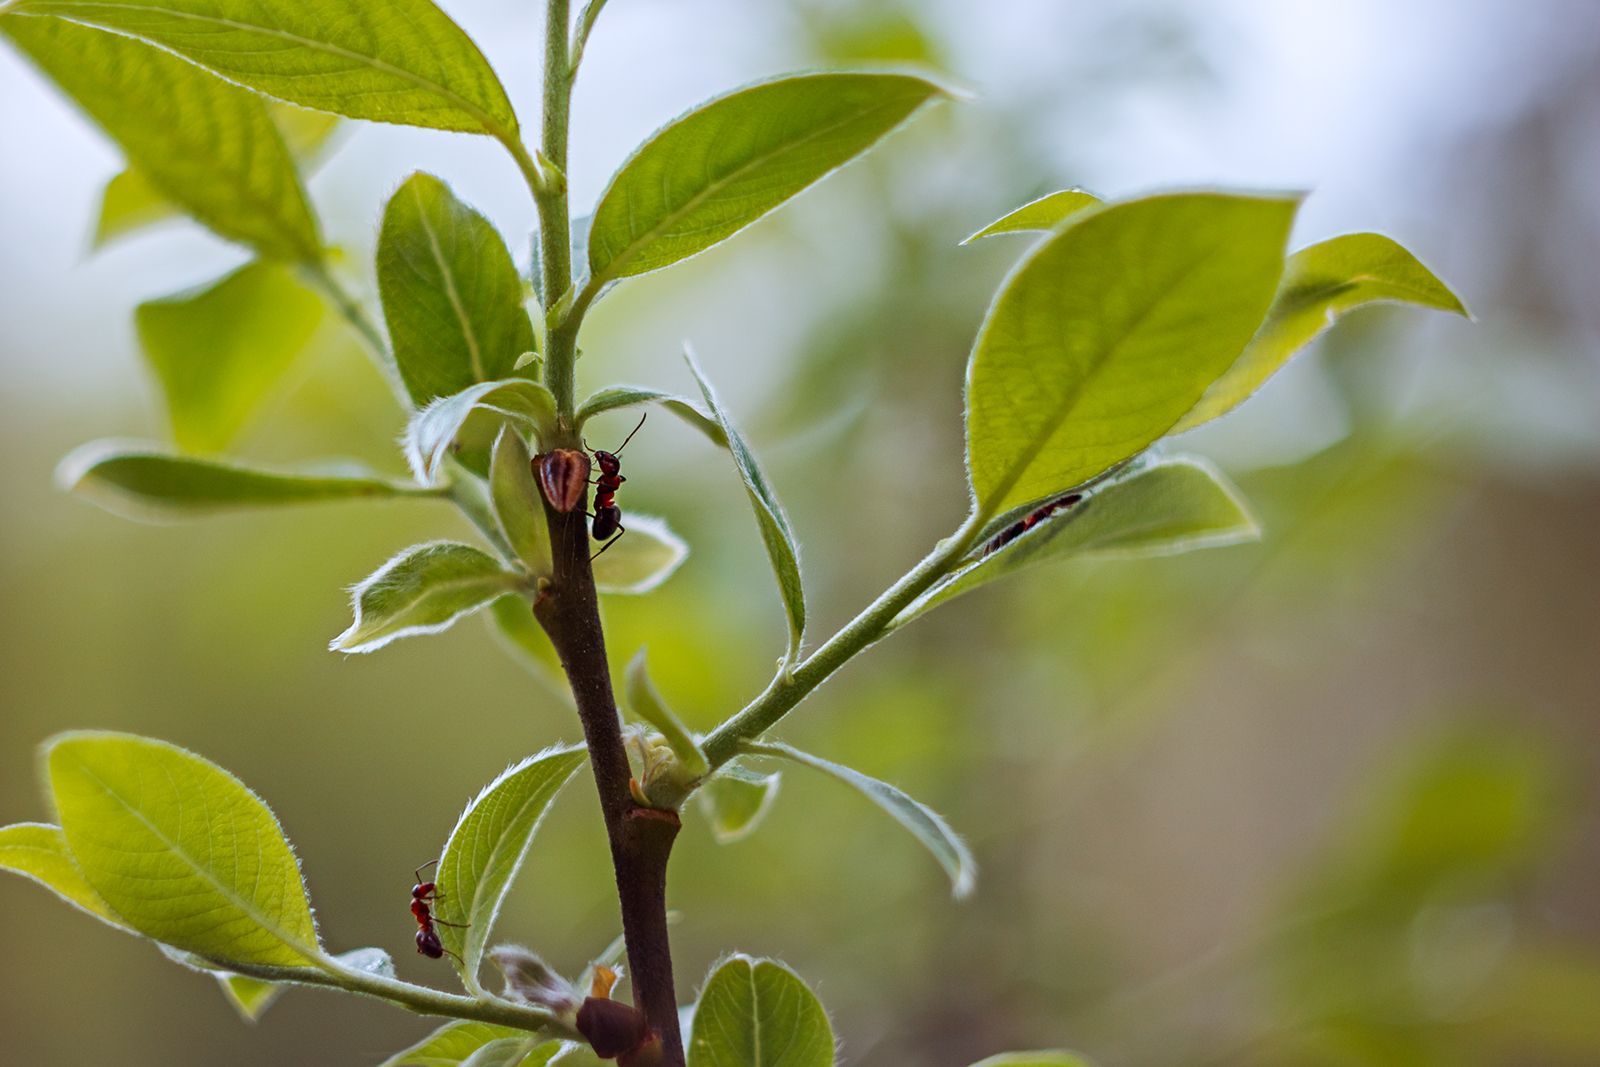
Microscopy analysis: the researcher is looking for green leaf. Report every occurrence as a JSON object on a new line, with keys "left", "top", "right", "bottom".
{"left": 94, "top": 103, "right": 341, "bottom": 249}
{"left": 139, "top": 261, "right": 325, "bottom": 453}
{"left": 0, "top": 822, "right": 128, "bottom": 928}
{"left": 459, "top": 1038, "right": 542, "bottom": 1067}
{"left": 685, "top": 349, "right": 805, "bottom": 666}
{"left": 405, "top": 379, "right": 558, "bottom": 484}
{"left": 744, "top": 740, "right": 975, "bottom": 899}
{"left": 14, "top": 0, "right": 520, "bottom": 136}
{"left": 625, "top": 649, "right": 709, "bottom": 777}
{"left": 961, "top": 189, "right": 1101, "bottom": 243}
{"left": 490, "top": 427, "right": 552, "bottom": 577}
{"left": 965, "top": 191, "right": 1300, "bottom": 517}
{"left": 46, "top": 731, "right": 323, "bottom": 968}
{"left": 965, "top": 1053, "right": 1096, "bottom": 1067}
{"left": 696, "top": 768, "right": 781, "bottom": 845}
{"left": 576, "top": 385, "right": 729, "bottom": 449}
{"left": 218, "top": 974, "right": 284, "bottom": 1022}
{"left": 379, "top": 173, "right": 536, "bottom": 406}
{"left": 593, "top": 514, "right": 689, "bottom": 596}
{"left": 333, "top": 541, "right": 520, "bottom": 653}
{"left": 57, "top": 439, "right": 430, "bottom": 523}
{"left": 435, "top": 745, "right": 589, "bottom": 990}
{"left": 588, "top": 72, "right": 944, "bottom": 285}
{"left": 893, "top": 457, "right": 1259, "bottom": 629}
{"left": 93, "top": 166, "right": 183, "bottom": 248}
{"left": 1173, "top": 232, "right": 1470, "bottom": 432}
{"left": 1, "top": 11, "right": 321, "bottom": 262}
{"left": 688, "top": 955, "right": 834, "bottom": 1067}
{"left": 380, "top": 1021, "right": 529, "bottom": 1067}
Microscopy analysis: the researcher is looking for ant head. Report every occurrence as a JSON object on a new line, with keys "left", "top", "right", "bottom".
{"left": 594, "top": 450, "right": 622, "bottom": 475}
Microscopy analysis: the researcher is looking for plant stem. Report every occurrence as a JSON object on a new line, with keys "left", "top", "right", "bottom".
{"left": 299, "top": 261, "right": 411, "bottom": 410}
{"left": 700, "top": 511, "right": 986, "bottom": 768}
{"left": 531, "top": 4, "right": 686, "bottom": 1066}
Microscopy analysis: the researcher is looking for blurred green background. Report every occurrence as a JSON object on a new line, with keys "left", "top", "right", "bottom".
{"left": 2, "top": 2, "right": 1598, "bottom": 1066}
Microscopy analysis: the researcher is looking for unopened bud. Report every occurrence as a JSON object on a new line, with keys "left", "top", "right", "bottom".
{"left": 576, "top": 996, "right": 651, "bottom": 1060}
{"left": 538, "top": 449, "right": 591, "bottom": 512}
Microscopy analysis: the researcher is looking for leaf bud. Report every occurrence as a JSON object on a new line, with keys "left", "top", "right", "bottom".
{"left": 487, "top": 944, "right": 581, "bottom": 1012}
{"left": 537, "top": 449, "right": 591, "bottom": 512}
{"left": 576, "top": 996, "right": 651, "bottom": 1059}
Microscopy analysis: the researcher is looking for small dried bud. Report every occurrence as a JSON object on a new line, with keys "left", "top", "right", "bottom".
{"left": 589, "top": 964, "right": 619, "bottom": 1000}
{"left": 487, "top": 944, "right": 580, "bottom": 1012}
{"left": 576, "top": 996, "right": 651, "bottom": 1059}
{"left": 537, "top": 449, "right": 591, "bottom": 512}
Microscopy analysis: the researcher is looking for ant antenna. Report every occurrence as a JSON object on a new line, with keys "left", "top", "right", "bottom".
{"left": 613, "top": 413, "right": 647, "bottom": 455}
{"left": 415, "top": 859, "right": 439, "bottom": 883}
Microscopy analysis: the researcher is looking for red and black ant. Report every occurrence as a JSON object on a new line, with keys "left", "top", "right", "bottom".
{"left": 587, "top": 413, "right": 646, "bottom": 560}
{"left": 980, "top": 492, "right": 1083, "bottom": 556}
{"left": 411, "top": 860, "right": 467, "bottom": 962}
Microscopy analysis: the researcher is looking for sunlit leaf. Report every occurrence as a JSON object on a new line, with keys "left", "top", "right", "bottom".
{"left": 965, "top": 1053, "right": 1096, "bottom": 1067}
{"left": 588, "top": 72, "right": 944, "bottom": 285}
{"left": 685, "top": 349, "right": 805, "bottom": 665}
{"left": 435, "top": 745, "right": 589, "bottom": 990}
{"left": 1174, "top": 232, "right": 1470, "bottom": 432}
{"left": 688, "top": 955, "right": 833, "bottom": 1067}
{"left": 404, "top": 379, "right": 558, "bottom": 484}
{"left": 696, "top": 768, "right": 780, "bottom": 845}
{"left": 491, "top": 427, "right": 553, "bottom": 577}
{"left": 966, "top": 191, "right": 1299, "bottom": 517}
{"left": 592, "top": 514, "right": 689, "bottom": 596}
{"left": 1, "top": 11, "right": 321, "bottom": 262}
{"left": 271, "top": 101, "right": 343, "bottom": 169}
{"left": 744, "top": 740, "right": 975, "bottom": 899}
{"left": 893, "top": 458, "right": 1259, "bottom": 628}
{"left": 218, "top": 974, "right": 284, "bottom": 1022}
{"left": 93, "top": 166, "right": 182, "bottom": 248}
{"left": 0, "top": 822, "right": 128, "bottom": 928}
{"left": 961, "top": 189, "right": 1101, "bottom": 243}
{"left": 626, "top": 649, "right": 709, "bottom": 777}
{"left": 379, "top": 1021, "right": 529, "bottom": 1067}
{"left": 575, "top": 385, "right": 728, "bottom": 448}
{"left": 138, "top": 261, "right": 324, "bottom": 452}
{"left": 57, "top": 439, "right": 430, "bottom": 523}
{"left": 46, "top": 731, "right": 323, "bottom": 968}
{"left": 15, "top": 0, "right": 520, "bottom": 135}
{"left": 379, "top": 173, "right": 536, "bottom": 406}
{"left": 461, "top": 1039, "right": 545, "bottom": 1067}
{"left": 333, "top": 541, "right": 520, "bottom": 653}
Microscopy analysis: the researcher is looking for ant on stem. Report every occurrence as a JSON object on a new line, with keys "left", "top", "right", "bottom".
{"left": 587, "top": 413, "right": 646, "bottom": 561}
{"left": 411, "top": 860, "right": 467, "bottom": 963}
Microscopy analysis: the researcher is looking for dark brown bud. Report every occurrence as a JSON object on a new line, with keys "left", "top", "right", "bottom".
{"left": 576, "top": 996, "right": 651, "bottom": 1059}
{"left": 537, "top": 449, "right": 591, "bottom": 512}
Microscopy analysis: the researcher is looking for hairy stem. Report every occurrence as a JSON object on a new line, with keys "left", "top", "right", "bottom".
{"left": 531, "top": 4, "right": 685, "bottom": 1066}
{"left": 700, "top": 511, "right": 987, "bottom": 768}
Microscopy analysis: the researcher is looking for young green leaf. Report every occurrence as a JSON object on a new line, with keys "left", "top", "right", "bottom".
{"left": 1, "top": 12, "right": 321, "bottom": 263}
{"left": 139, "top": 262, "right": 325, "bottom": 453}
{"left": 696, "top": 768, "right": 781, "bottom": 845}
{"left": 688, "top": 956, "right": 834, "bottom": 1067}
{"left": 218, "top": 974, "right": 284, "bottom": 1022}
{"left": 1173, "top": 232, "right": 1470, "bottom": 432}
{"left": 379, "top": 1021, "right": 530, "bottom": 1067}
{"left": 625, "top": 649, "right": 709, "bottom": 777}
{"left": 94, "top": 103, "right": 342, "bottom": 249}
{"left": 57, "top": 440, "right": 433, "bottom": 523}
{"left": 576, "top": 385, "right": 729, "bottom": 448}
{"left": 14, "top": 0, "right": 520, "bottom": 136}
{"left": 404, "top": 379, "right": 558, "bottom": 484}
{"left": 379, "top": 173, "right": 536, "bottom": 406}
{"left": 333, "top": 541, "right": 521, "bottom": 653}
{"left": 961, "top": 189, "right": 1101, "bottom": 243}
{"left": 592, "top": 514, "right": 689, "bottom": 595}
{"left": 490, "top": 428, "right": 553, "bottom": 577}
{"left": 460, "top": 1039, "right": 546, "bottom": 1067}
{"left": 892, "top": 458, "right": 1259, "bottom": 629}
{"left": 46, "top": 731, "right": 323, "bottom": 969}
{"left": 0, "top": 822, "right": 129, "bottom": 928}
{"left": 435, "top": 745, "right": 589, "bottom": 991}
{"left": 966, "top": 191, "right": 1299, "bottom": 518}
{"left": 587, "top": 72, "right": 944, "bottom": 286}
{"left": 743, "top": 740, "right": 975, "bottom": 899}
{"left": 965, "top": 1053, "right": 1095, "bottom": 1067}
{"left": 685, "top": 349, "right": 805, "bottom": 666}
{"left": 93, "top": 167, "right": 183, "bottom": 248}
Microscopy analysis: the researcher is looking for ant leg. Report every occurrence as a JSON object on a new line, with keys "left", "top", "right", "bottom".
{"left": 589, "top": 524, "right": 626, "bottom": 562}
{"left": 433, "top": 918, "right": 470, "bottom": 928}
